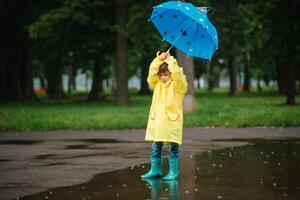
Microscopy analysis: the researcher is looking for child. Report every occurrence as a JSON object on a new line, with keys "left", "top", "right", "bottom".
{"left": 141, "top": 51, "right": 187, "bottom": 180}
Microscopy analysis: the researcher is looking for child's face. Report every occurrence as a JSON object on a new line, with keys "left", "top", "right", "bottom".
{"left": 159, "top": 72, "right": 171, "bottom": 83}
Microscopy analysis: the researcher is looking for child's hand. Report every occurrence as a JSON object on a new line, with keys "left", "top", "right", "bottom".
{"left": 159, "top": 51, "right": 170, "bottom": 60}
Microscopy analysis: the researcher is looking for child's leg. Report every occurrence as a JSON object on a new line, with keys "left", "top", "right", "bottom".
{"left": 141, "top": 141, "right": 163, "bottom": 179}
{"left": 168, "top": 142, "right": 179, "bottom": 158}
{"left": 163, "top": 142, "right": 179, "bottom": 180}
{"left": 151, "top": 141, "right": 163, "bottom": 158}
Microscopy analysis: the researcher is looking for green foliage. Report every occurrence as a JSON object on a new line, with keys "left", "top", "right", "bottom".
{"left": 29, "top": 0, "right": 114, "bottom": 79}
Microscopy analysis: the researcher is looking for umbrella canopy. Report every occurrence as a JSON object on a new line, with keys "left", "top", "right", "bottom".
{"left": 149, "top": 1, "right": 218, "bottom": 60}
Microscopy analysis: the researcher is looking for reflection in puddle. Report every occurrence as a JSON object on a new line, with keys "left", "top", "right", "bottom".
{"left": 143, "top": 178, "right": 179, "bottom": 200}
{"left": 20, "top": 140, "right": 300, "bottom": 200}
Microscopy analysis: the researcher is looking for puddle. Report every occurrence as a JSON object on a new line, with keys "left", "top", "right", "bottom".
{"left": 20, "top": 140, "right": 300, "bottom": 200}
{"left": 0, "top": 159, "right": 11, "bottom": 162}
{"left": 64, "top": 144, "right": 90, "bottom": 149}
{"left": 42, "top": 162, "right": 68, "bottom": 167}
{"left": 0, "top": 140, "right": 43, "bottom": 145}
{"left": 33, "top": 154, "right": 56, "bottom": 160}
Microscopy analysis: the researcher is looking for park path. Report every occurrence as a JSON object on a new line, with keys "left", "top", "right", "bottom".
{"left": 0, "top": 127, "right": 299, "bottom": 200}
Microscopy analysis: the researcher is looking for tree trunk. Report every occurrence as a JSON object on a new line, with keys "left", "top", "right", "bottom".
{"left": 243, "top": 53, "right": 251, "bottom": 92}
{"left": 0, "top": 61, "right": 5, "bottom": 99}
{"left": 68, "top": 67, "right": 77, "bottom": 94}
{"left": 285, "top": 39, "right": 296, "bottom": 105}
{"left": 257, "top": 79, "right": 262, "bottom": 91}
{"left": 40, "top": 77, "right": 46, "bottom": 88}
{"left": 276, "top": 57, "right": 287, "bottom": 95}
{"left": 139, "top": 55, "right": 151, "bottom": 95}
{"left": 115, "top": 0, "right": 129, "bottom": 104}
{"left": 228, "top": 56, "right": 238, "bottom": 96}
{"left": 46, "top": 62, "right": 64, "bottom": 99}
{"left": 197, "top": 79, "right": 201, "bottom": 89}
{"left": 205, "top": 61, "right": 213, "bottom": 91}
{"left": 176, "top": 49, "right": 197, "bottom": 112}
{"left": 0, "top": 0, "right": 35, "bottom": 101}
{"left": 87, "top": 58, "right": 105, "bottom": 101}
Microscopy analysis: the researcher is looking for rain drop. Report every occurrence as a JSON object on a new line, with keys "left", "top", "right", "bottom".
{"left": 264, "top": 161, "right": 267, "bottom": 164}
{"left": 217, "top": 195, "right": 222, "bottom": 199}
{"left": 278, "top": 162, "right": 281, "bottom": 165}
{"left": 273, "top": 182, "right": 277, "bottom": 187}
{"left": 260, "top": 179, "right": 264, "bottom": 184}
{"left": 194, "top": 175, "right": 197, "bottom": 179}
{"left": 116, "top": 193, "right": 119, "bottom": 197}
{"left": 213, "top": 163, "right": 216, "bottom": 167}
{"left": 197, "top": 167, "right": 200, "bottom": 171}
{"left": 283, "top": 193, "right": 288, "bottom": 197}
{"left": 165, "top": 188, "right": 168, "bottom": 192}
{"left": 195, "top": 188, "right": 198, "bottom": 192}
{"left": 81, "top": 186, "right": 85, "bottom": 190}
{"left": 219, "top": 164, "right": 223, "bottom": 168}
{"left": 185, "top": 190, "right": 189, "bottom": 194}
{"left": 44, "top": 196, "right": 48, "bottom": 199}
{"left": 123, "top": 184, "right": 127, "bottom": 187}
{"left": 190, "top": 155, "right": 193, "bottom": 158}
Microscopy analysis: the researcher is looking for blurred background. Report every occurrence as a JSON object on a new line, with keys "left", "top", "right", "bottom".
{"left": 0, "top": 0, "right": 299, "bottom": 131}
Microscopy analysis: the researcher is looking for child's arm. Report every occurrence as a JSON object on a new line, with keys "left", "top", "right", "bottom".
{"left": 147, "top": 51, "right": 165, "bottom": 89}
{"left": 165, "top": 56, "right": 188, "bottom": 97}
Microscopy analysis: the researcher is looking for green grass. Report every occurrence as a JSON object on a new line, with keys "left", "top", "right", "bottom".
{"left": 0, "top": 89, "right": 299, "bottom": 131}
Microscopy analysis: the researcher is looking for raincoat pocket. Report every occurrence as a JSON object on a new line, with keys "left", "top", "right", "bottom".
{"left": 165, "top": 111, "right": 179, "bottom": 121}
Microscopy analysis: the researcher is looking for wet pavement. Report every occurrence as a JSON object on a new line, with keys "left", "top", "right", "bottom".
{"left": 0, "top": 127, "right": 299, "bottom": 200}
{"left": 19, "top": 139, "right": 300, "bottom": 200}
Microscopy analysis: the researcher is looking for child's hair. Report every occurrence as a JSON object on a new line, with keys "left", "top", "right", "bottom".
{"left": 158, "top": 62, "right": 169, "bottom": 76}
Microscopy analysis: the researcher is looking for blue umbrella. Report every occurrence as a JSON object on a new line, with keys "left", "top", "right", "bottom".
{"left": 149, "top": 1, "right": 218, "bottom": 60}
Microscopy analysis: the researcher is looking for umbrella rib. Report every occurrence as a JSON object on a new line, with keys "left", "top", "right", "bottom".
{"left": 187, "top": 21, "right": 199, "bottom": 57}
{"left": 166, "top": 17, "right": 193, "bottom": 52}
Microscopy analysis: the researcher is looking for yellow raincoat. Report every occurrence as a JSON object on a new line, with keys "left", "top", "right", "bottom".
{"left": 145, "top": 52, "right": 188, "bottom": 145}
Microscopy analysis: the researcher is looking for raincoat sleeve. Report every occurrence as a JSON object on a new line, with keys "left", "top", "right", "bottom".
{"left": 147, "top": 51, "right": 165, "bottom": 89}
{"left": 165, "top": 56, "right": 188, "bottom": 96}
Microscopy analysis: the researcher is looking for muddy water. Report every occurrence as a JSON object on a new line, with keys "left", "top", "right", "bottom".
{"left": 21, "top": 140, "right": 300, "bottom": 200}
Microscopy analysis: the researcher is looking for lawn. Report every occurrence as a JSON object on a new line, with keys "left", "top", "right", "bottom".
{"left": 0, "top": 89, "right": 299, "bottom": 131}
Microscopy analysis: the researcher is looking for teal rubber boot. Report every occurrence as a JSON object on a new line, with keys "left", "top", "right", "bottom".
{"left": 163, "top": 157, "right": 179, "bottom": 181}
{"left": 141, "top": 157, "right": 163, "bottom": 179}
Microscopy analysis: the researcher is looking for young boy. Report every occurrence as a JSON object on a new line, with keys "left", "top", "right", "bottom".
{"left": 141, "top": 51, "right": 187, "bottom": 180}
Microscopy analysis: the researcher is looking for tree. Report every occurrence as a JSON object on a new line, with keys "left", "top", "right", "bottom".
{"left": 29, "top": 0, "right": 114, "bottom": 100}
{"left": 176, "top": 50, "right": 198, "bottom": 112}
{"left": 115, "top": 0, "right": 129, "bottom": 104}
{"left": 0, "top": 0, "right": 36, "bottom": 101}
